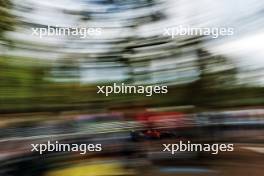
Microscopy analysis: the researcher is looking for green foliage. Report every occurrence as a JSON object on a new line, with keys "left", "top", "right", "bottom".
{"left": 0, "top": 0, "right": 15, "bottom": 40}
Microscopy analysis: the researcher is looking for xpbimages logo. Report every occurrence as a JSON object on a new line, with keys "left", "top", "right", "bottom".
{"left": 163, "top": 25, "right": 234, "bottom": 39}
{"left": 97, "top": 83, "right": 168, "bottom": 96}
{"left": 31, "top": 141, "right": 102, "bottom": 154}
{"left": 31, "top": 25, "right": 102, "bottom": 38}
{"left": 162, "top": 141, "right": 234, "bottom": 155}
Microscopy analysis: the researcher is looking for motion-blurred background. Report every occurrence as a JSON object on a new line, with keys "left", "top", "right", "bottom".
{"left": 0, "top": 0, "right": 263, "bottom": 176}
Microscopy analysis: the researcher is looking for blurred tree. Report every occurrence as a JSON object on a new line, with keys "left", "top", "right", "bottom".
{"left": 179, "top": 37, "right": 237, "bottom": 109}
{"left": 0, "top": 0, "right": 15, "bottom": 44}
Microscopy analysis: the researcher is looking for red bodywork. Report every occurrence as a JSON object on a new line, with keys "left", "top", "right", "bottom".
{"left": 135, "top": 111, "right": 187, "bottom": 130}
